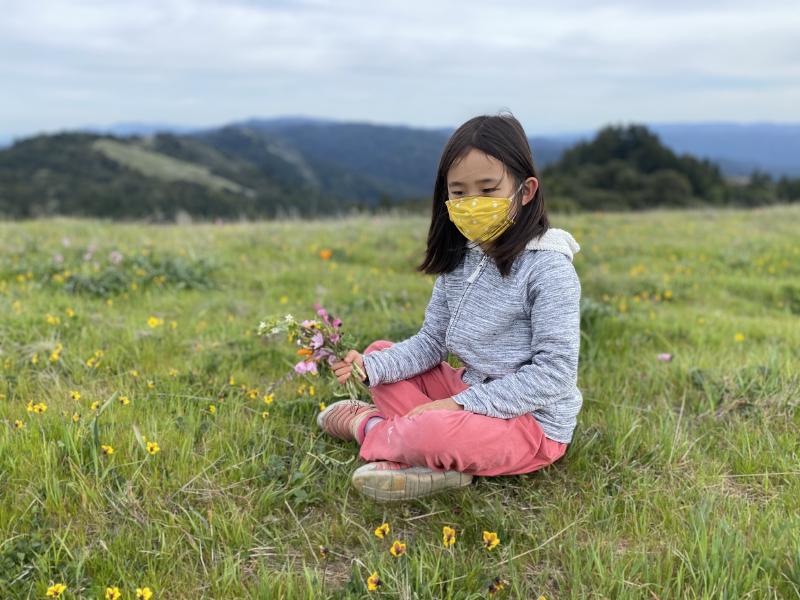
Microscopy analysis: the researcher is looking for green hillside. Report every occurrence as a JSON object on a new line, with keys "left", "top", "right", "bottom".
{"left": 1, "top": 123, "right": 798, "bottom": 220}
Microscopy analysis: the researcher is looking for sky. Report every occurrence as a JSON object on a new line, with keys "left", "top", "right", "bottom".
{"left": 2, "top": 0, "right": 799, "bottom": 140}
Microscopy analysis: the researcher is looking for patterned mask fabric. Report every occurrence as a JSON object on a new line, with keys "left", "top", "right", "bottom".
{"left": 445, "top": 181, "right": 526, "bottom": 242}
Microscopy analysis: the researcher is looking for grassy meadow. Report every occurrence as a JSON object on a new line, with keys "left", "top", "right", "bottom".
{"left": 0, "top": 204, "right": 798, "bottom": 599}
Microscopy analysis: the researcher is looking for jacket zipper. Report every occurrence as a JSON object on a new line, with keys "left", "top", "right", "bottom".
{"left": 445, "top": 254, "right": 488, "bottom": 345}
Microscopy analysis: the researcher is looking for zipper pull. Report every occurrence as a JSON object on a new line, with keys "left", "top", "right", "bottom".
{"left": 466, "top": 255, "right": 487, "bottom": 284}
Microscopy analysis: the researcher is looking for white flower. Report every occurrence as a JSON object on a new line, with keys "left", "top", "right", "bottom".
{"left": 284, "top": 314, "right": 294, "bottom": 322}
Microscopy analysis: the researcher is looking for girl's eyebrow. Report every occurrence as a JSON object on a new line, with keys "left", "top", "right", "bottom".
{"left": 448, "top": 177, "right": 500, "bottom": 188}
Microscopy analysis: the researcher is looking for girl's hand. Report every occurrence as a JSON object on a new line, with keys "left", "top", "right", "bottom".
{"left": 331, "top": 350, "right": 366, "bottom": 385}
{"left": 405, "top": 398, "right": 464, "bottom": 417}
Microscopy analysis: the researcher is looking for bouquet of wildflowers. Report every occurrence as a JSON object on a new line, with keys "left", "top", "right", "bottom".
{"left": 257, "top": 302, "right": 369, "bottom": 401}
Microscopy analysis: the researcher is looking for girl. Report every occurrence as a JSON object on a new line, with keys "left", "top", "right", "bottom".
{"left": 318, "top": 112, "right": 582, "bottom": 502}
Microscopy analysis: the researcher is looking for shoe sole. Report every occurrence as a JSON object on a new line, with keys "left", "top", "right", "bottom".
{"left": 352, "top": 465, "right": 473, "bottom": 502}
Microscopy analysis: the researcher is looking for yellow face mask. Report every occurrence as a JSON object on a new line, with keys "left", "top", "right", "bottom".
{"left": 445, "top": 181, "right": 525, "bottom": 243}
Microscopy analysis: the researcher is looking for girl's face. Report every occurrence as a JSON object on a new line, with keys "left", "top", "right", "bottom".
{"left": 446, "top": 148, "right": 538, "bottom": 222}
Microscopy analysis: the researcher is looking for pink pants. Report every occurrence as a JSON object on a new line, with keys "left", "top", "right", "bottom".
{"left": 358, "top": 340, "right": 569, "bottom": 476}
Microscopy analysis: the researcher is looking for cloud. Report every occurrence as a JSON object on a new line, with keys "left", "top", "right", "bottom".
{"left": 1, "top": 0, "right": 798, "bottom": 137}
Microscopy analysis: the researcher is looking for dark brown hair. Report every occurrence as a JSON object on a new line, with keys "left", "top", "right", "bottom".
{"left": 417, "top": 111, "right": 549, "bottom": 278}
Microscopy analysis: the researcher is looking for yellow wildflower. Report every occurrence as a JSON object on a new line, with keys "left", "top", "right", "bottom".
{"left": 118, "top": 395, "right": 130, "bottom": 405}
{"left": 26, "top": 400, "right": 34, "bottom": 412}
{"left": 488, "top": 577, "right": 508, "bottom": 595}
{"left": 309, "top": 385, "right": 315, "bottom": 396}
{"left": 130, "top": 369, "right": 140, "bottom": 378}
{"left": 101, "top": 444, "right": 114, "bottom": 456}
{"left": 32, "top": 402, "right": 47, "bottom": 414}
{"left": 261, "top": 410, "right": 269, "bottom": 419}
{"left": 50, "top": 343, "right": 63, "bottom": 363}
{"left": 263, "top": 393, "right": 274, "bottom": 405}
{"left": 374, "top": 522, "right": 390, "bottom": 539}
{"left": 734, "top": 332, "right": 745, "bottom": 342}
{"left": 105, "top": 586, "right": 122, "bottom": 600}
{"left": 247, "top": 388, "right": 259, "bottom": 399}
{"left": 90, "top": 401, "right": 100, "bottom": 411}
{"left": 146, "top": 380, "right": 155, "bottom": 389}
{"left": 71, "top": 413, "right": 80, "bottom": 423}
{"left": 147, "top": 316, "right": 164, "bottom": 328}
{"left": 46, "top": 583, "right": 67, "bottom": 597}
{"left": 66, "top": 307, "right": 76, "bottom": 318}
{"left": 136, "top": 588, "right": 153, "bottom": 600}
{"left": 366, "top": 571, "right": 382, "bottom": 592}
{"left": 45, "top": 313, "right": 60, "bottom": 325}
{"left": 228, "top": 375, "right": 236, "bottom": 386}
{"left": 319, "top": 401, "right": 327, "bottom": 411}
{"left": 146, "top": 441, "right": 160, "bottom": 455}
{"left": 389, "top": 540, "right": 406, "bottom": 557}
{"left": 14, "top": 419, "right": 24, "bottom": 429}
{"left": 31, "top": 352, "right": 39, "bottom": 365}
{"left": 70, "top": 390, "right": 81, "bottom": 401}
{"left": 483, "top": 531, "right": 501, "bottom": 551}
{"left": 442, "top": 525, "right": 456, "bottom": 547}
{"left": 208, "top": 404, "right": 216, "bottom": 414}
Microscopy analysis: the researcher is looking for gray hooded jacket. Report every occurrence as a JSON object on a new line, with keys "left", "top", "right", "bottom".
{"left": 362, "top": 227, "right": 583, "bottom": 444}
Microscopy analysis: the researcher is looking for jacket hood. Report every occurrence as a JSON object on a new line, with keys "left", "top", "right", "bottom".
{"left": 524, "top": 228, "right": 581, "bottom": 262}
{"left": 468, "top": 227, "right": 581, "bottom": 262}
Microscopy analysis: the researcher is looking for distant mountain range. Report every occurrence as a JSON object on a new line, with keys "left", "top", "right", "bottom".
{"left": 1, "top": 116, "right": 797, "bottom": 220}
{"left": 2, "top": 117, "right": 798, "bottom": 178}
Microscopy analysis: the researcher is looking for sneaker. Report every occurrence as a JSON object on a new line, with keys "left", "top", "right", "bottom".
{"left": 316, "top": 399, "right": 380, "bottom": 443}
{"left": 351, "top": 460, "right": 473, "bottom": 502}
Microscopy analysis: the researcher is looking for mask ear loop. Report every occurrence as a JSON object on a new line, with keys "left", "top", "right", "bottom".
{"left": 482, "top": 180, "right": 526, "bottom": 242}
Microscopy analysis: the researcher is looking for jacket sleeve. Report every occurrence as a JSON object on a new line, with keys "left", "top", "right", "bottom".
{"left": 449, "top": 253, "right": 581, "bottom": 418}
{"left": 362, "top": 275, "right": 450, "bottom": 386}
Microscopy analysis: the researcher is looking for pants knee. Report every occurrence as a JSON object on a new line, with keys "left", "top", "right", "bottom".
{"left": 364, "top": 339, "right": 394, "bottom": 355}
{"left": 395, "top": 417, "right": 447, "bottom": 455}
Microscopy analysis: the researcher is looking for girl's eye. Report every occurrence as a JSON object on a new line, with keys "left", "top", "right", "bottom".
{"left": 451, "top": 188, "right": 497, "bottom": 196}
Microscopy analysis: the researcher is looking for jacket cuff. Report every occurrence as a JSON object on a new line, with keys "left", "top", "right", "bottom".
{"left": 362, "top": 352, "right": 381, "bottom": 388}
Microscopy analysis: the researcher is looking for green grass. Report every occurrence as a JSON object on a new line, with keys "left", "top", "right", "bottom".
{"left": 0, "top": 204, "right": 798, "bottom": 599}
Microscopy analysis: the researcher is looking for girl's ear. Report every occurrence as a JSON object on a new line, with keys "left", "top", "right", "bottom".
{"left": 522, "top": 177, "right": 539, "bottom": 205}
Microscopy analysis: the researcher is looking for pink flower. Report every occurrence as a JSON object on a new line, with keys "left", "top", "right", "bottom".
{"left": 657, "top": 353, "right": 673, "bottom": 362}
{"left": 310, "top": 331, "right": 324, "bottom": 349}
{"left": 330, "top": 333, "right": 341, "bottom": 344}
{"left": 332, "top": 318, "right": 342, "bottom": 329}
{"left": 294, "top": 360, "right": 318, "bottom": 375}
{"left": 314, "top": 348, "right": 334, "bottom": 360}
{"left": 300, "top": 319, "right": 317, "bottom": 328}
{"left": 314, "top": 302, "right": 331, "bottom": 325}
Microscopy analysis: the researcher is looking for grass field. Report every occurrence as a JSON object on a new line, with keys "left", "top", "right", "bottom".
{"left": 1, "top": 204, "right": 798, "bottom": 599}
